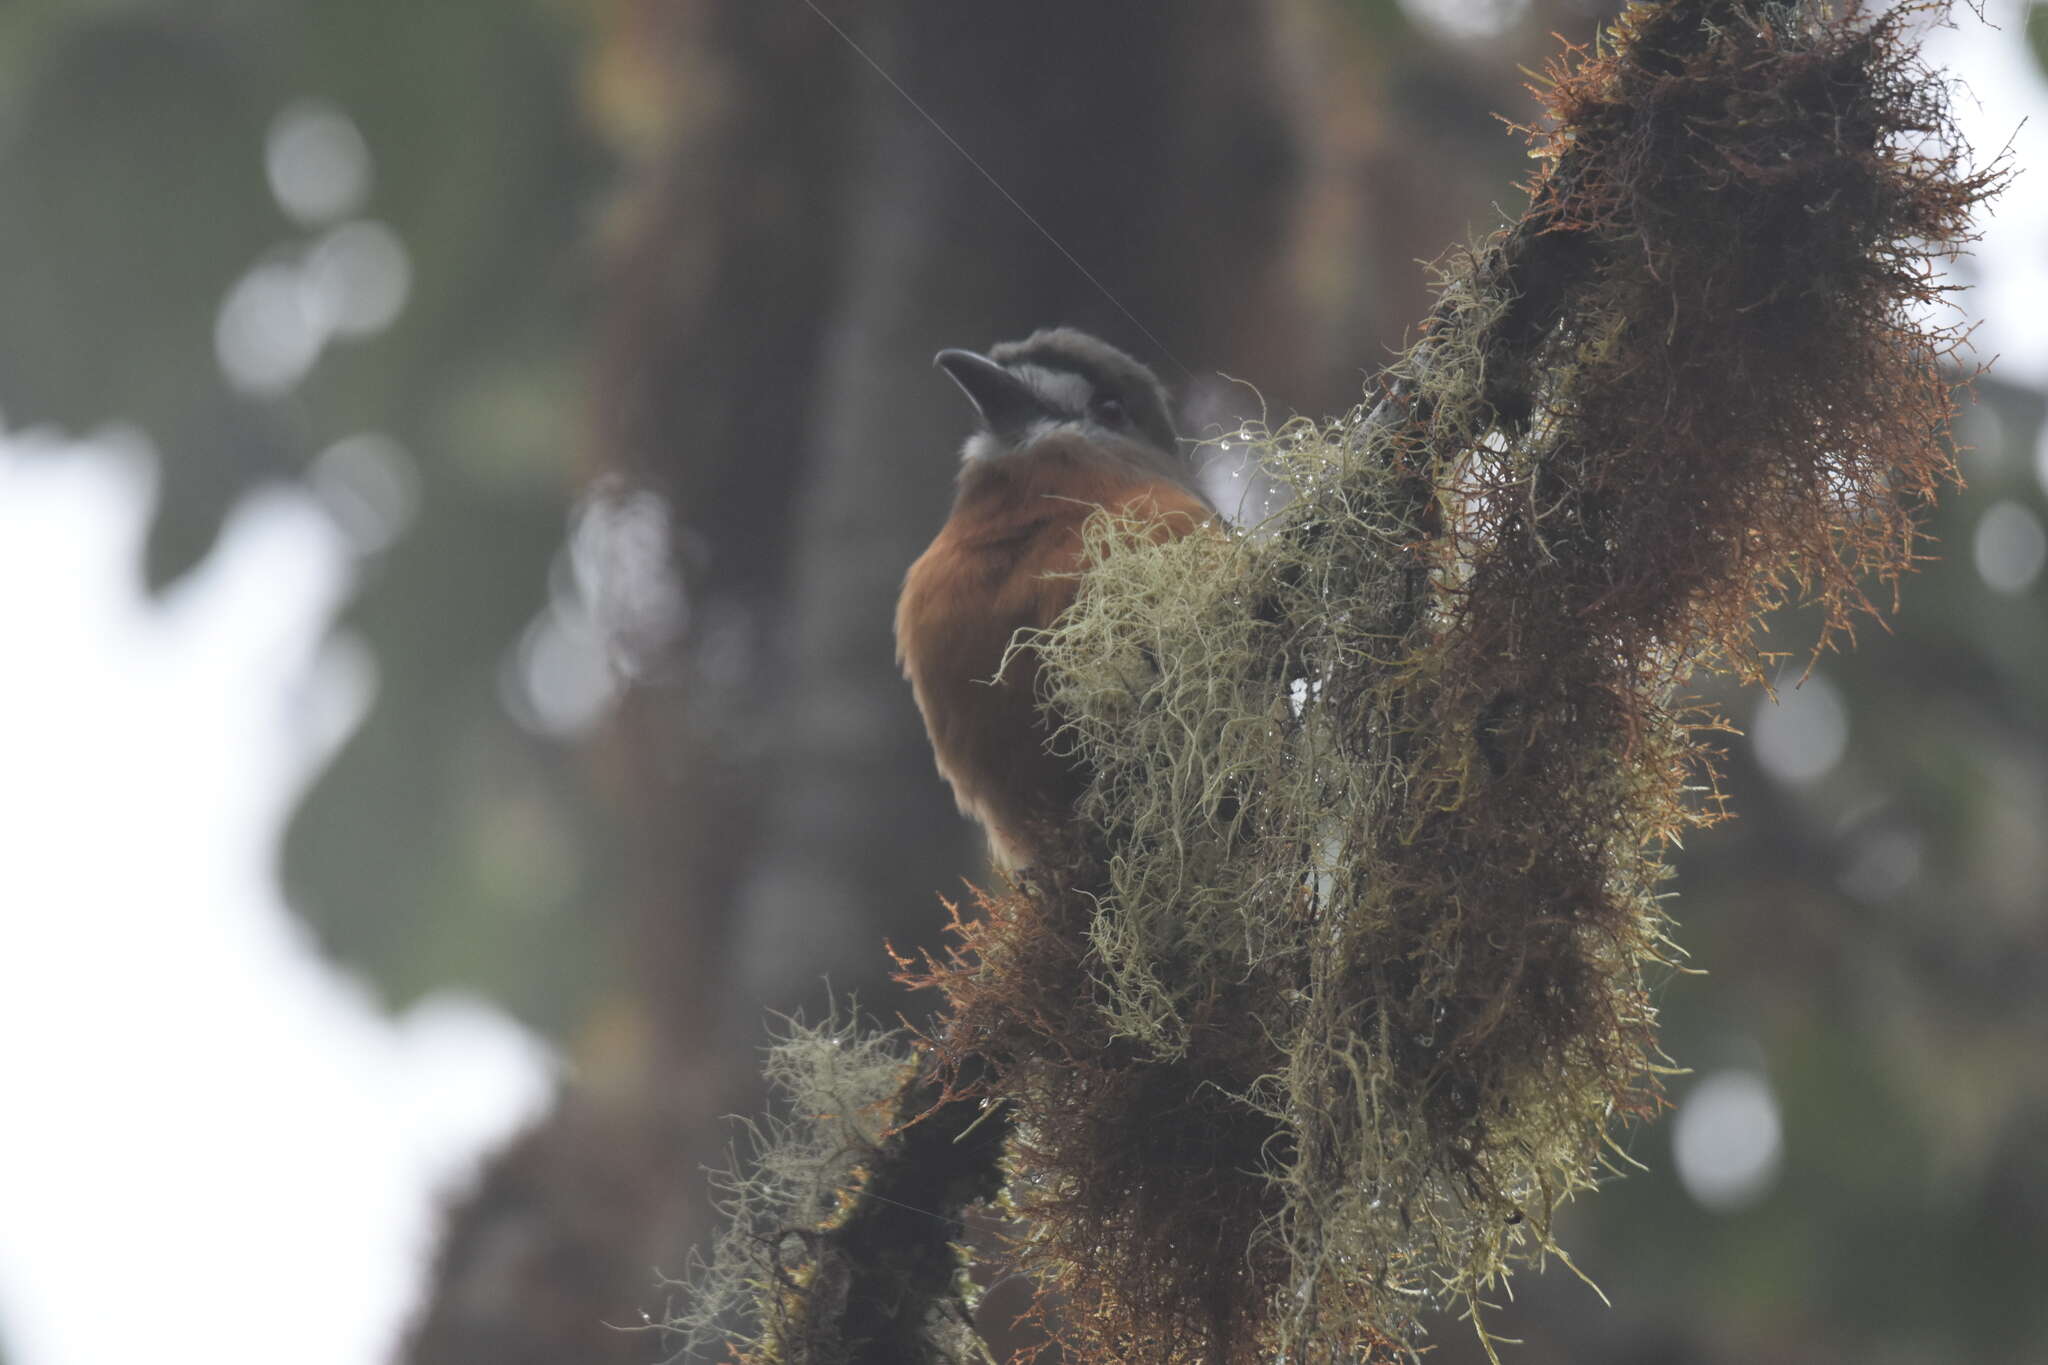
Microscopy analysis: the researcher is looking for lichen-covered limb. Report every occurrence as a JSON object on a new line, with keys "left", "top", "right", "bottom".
{"left": 773, "top": 1056, "right": 1008, "bottom": 1365}
{"left": 666, "top": 1021, "right": 1004, "bottom": 1365}
{"left": 927, "top": 2, "right": 2003, "bottom": 1362}
{"left": 679, "top": 3, "right": 2000, "bottom": 1362}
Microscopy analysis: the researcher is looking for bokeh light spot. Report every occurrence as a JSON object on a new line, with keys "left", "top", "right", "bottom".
{"left": 1837, "top": 820, "right": 1925, "bottom": 903}
{"left": 266, "top": 100, "right": 373, "bottom": 227}
{"left": 569, "top": 478, "right": 688, "bottom": 678}
{"left": 1672, "top": 1070, "right": 1784, "bottom": 1213}
{"left": 1752, "top": 668, "right": 1849, "bottom": 785}
{"left": 302, "top": 221, "right": 412, "bottom": 340}
{"left": 501, "top": 601, "right": 619, "bottom": 740}
{"left": 307, "top": 434, "right": 420, "bottom": 556}
{"left": 215, "top": 261, "right": 324, "bottom": 397}
{"left": 1398, "top": 0, "right": 1531, "bottom": 42}
{"left": 1972, "top": 498, "right": 2047, "bottom": 595}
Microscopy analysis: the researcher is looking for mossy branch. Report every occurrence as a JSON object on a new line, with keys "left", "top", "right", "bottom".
{"left": 663, "top": 1018, "right": 1003, "bottom": 1365}
{"left": 678, "top": 3, "right": 2002, "bottom": 1361}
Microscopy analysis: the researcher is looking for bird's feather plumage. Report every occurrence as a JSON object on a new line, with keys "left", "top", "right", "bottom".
{"left": 898, "top": 330, "right": 1213, "bottom": 868}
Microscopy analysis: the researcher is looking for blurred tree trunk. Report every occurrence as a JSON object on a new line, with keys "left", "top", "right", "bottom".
{"left": 400, "top": 2, "right": 1490, "bottom": 1359}
{"left": 403, "top": 5, "right": 854, "bottom": 1360}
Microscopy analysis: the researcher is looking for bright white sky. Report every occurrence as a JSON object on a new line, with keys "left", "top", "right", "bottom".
{"left": 0, "top": 8, "right": 2040, "bottom": 1364}
{"left": 0, "top": 433, "right": 551, "bottom": 1365}
{"left": 1927, "top": 1, "right": 2048, "bottom": 388}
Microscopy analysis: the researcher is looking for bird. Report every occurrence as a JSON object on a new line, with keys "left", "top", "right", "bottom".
{"left": 896, "top": 327, "right": 1216, "bottom": 870}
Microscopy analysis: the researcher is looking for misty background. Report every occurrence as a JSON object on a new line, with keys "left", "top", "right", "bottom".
{"left": 2, "top": 2, "right": 2046, "bottom": 1362}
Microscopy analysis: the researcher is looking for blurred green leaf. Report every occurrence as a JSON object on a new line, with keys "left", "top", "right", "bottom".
{"left": 0, "top": 0, "right": 611, "bottom": 1031}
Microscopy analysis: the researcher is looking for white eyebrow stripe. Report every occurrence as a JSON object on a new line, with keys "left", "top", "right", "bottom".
{"left": 1012, "top": 365, "right": 1092, "bottom": 415}
{"left": 958, "top": 418, "right": 1077, "bottom": 463}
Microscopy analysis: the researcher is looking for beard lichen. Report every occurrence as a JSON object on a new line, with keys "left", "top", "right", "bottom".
{"left": 919, "top": 2, "right": 1999, "bottom": 1360}
{"left": 680, "top": 3, "right": 2002, "bottom": 1361}
{"left": 665, "top": 1014, "right": 998, "bottom": 1365}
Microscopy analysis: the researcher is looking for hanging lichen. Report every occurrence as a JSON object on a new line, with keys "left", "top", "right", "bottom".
{"left": 680, "top": 3, "right": 2002, "bottom": 1362}
{"left": 921, "top": 2, "right": 1998, "bottom": 1359}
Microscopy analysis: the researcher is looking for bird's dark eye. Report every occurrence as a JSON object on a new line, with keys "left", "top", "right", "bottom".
{"left": 1092, "top": 396, "right": 1127, "bottom": 425}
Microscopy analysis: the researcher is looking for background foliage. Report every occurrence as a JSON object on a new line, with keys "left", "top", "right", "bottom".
{"left": 2, "top": 1, "right": 2044, "bottom": 1361}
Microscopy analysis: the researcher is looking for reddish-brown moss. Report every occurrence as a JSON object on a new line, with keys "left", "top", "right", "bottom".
{"left": 913, "top": 3, "right": 2000, "bottom": 1360}
{"left": 683, "top": 4, "right": 2002, "bottom": 1361}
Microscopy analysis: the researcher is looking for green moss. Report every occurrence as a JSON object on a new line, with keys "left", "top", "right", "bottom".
{"left": 667, "top": 1013, "right": 924, "bottom": 1363}
{"left": 689, "top": 4, "right": 2000, "bottom": 1361}
{"left": 934, "top": 2, "right": 1998, "bottom": 1359}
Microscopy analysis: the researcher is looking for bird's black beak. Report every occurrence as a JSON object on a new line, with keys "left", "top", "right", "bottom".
{"left": 934, "top": 348, "right": 1049, "bottom": 446}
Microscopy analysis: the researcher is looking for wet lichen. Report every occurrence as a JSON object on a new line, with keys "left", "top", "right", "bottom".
{"left": 684, "top": 3, "right": 2000, "bottom": 1361}
{"left": 666, "top": 1015, "right": 998, "bottom": 1365}
{"left": 919, "top": 2, "right": 1998, "bottom": 1360}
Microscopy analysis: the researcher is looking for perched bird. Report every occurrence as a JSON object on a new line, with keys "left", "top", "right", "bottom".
{"left": 896, "top": 328, "right": 1215, "bottom": 869}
